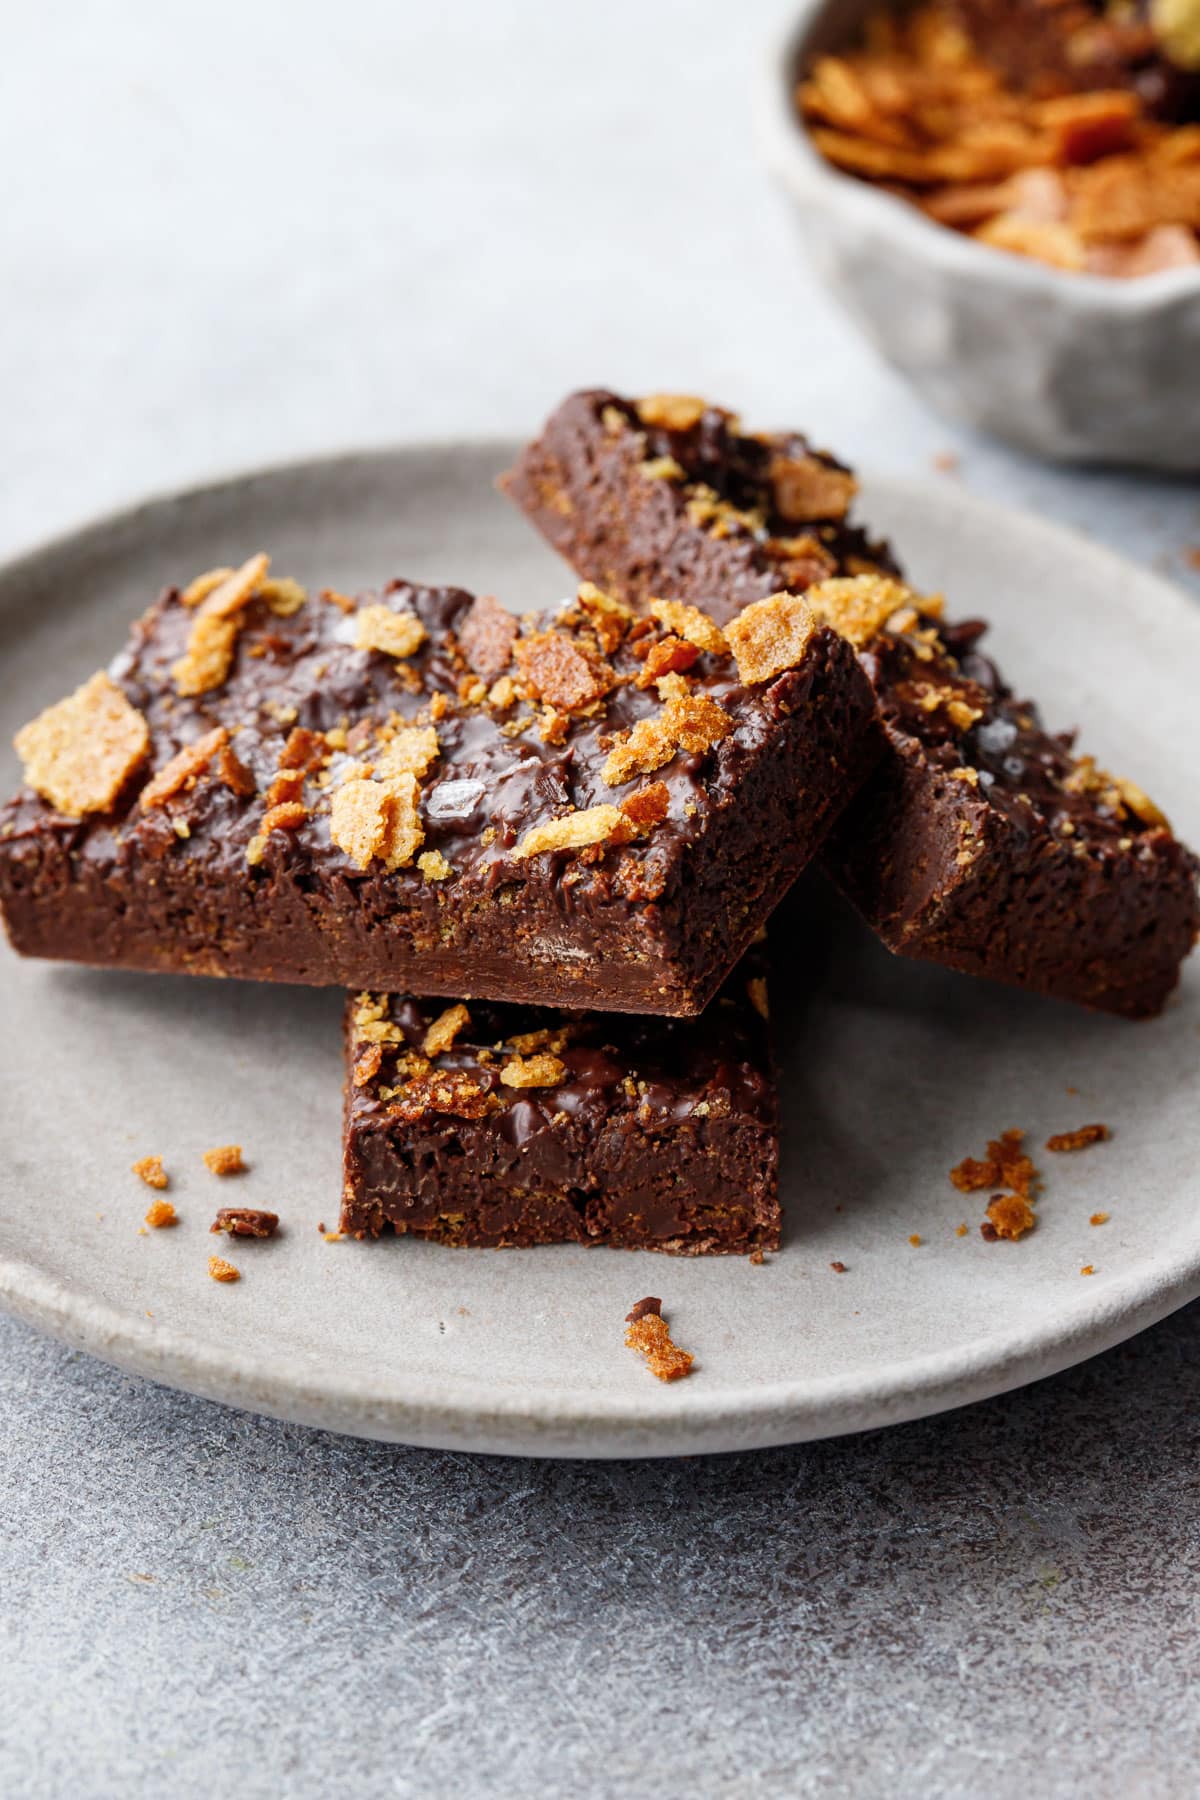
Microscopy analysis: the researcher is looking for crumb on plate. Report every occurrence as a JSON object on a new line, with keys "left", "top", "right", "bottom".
{"left": 624, "top": 1299, "right": 693, "bottom": 1381}
{"left": 211, "top": 1207, "right": 278, "bottom": 1239}
{"left": 1046, "top": 1123, "right": 1111, "bottom": 1153}
{"left": 203, "top": 1144, "right": 245, "bottom": 1177}
{"left": 981, "top": 1193, "right": 1036, "bottom": 1242}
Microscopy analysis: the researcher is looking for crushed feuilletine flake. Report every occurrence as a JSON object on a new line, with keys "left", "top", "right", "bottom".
{"left": 144, "top": 1200, "right": 177, "bottom": 1229}
{"left": 203, "top": 1144, "right": 245, "bottom": 1177}
{"left": 636, "top": 393, "right": 708, "bottom": 432}
{"left": 353, "top": 1043, "right": 384, "bottom": 1087}
{"left": 458, "top": 593, "right": 519, "bottom": 683}
{"left": 417, "top": 848, "right": 453, "bottom": 882}
{"left": 725, "top": 591, "right": 818, "bottom": 686}
{"left": 131, "top": 1155, "right": 168, "bottom": 1191}
{"left": 636, "top": 635, "right": 700, "bottom": 688}
{"left": 423, "top": 1004, "right": 471, "bottom": 1059}
{"left": 259, "top": 576, "right": 307, "bottom": 617}
{"left": 514, "top": 804, "right": 628, "bottom": 859}
{"left": 601, "top": 688, "right": 731, "bottom": 786}
{"left": 515, "top": 629, "right": 614, "bottom": 713}
{"left": 618, "top": 782, "right": 670, "bottom": 834}
{"left": 15, "top": 672, "right": 150, "bottom": 817}
{"left": 647, "top": 597, "right": 728, "bottom": 656}
{"left": 374, "top": 725, "right": 440, "bottom": 780}
{"left": 261, "top": 800, "right": 308, "bottom": 835}
{"left": 805, "top": 574, "right": 941, "bottom": 650}
{"left": 181, "top": 566, "right": 234, "bottom": 608}
{"left": 500, "top": 1052, "right": 567, "bottom": 1089}
{"left": 575, "top": 582, "right": 633, "bottom": 654}
{"left": 329, "top": 770, "right": 424, "bottom": 871}
{"left": 139, "top": 726, "right": 229, "bottom": 810}
{"left": 1090, "top": 1212, "right": 1110, "bottom": 1227}
{"left": 171, "top": 554, "right": 269, "bottom": 696}
{"left": 353, "top": 604, "right": 428, "bottom": 660}
{"left": 208, "top": 1255, "right": 241, "bottom": 1283}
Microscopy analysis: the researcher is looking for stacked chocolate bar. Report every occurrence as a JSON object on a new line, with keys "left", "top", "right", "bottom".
{"left": 2, "top": 391, "right": 1196, "bottom": 1252}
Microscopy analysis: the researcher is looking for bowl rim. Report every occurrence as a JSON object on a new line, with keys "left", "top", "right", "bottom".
{"left": 757, "top": 0, "right": 1200, "bottom": 311}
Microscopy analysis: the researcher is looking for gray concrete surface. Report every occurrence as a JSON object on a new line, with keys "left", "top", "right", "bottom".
{"left": 3, "top": 3, "right": 1199, "bottom": 1795}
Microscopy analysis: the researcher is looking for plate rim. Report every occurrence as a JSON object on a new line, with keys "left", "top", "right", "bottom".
{"left": 1, "top": 438, "right": 1198, "bottom": 1458}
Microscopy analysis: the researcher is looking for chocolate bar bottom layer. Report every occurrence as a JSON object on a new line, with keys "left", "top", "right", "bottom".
{"left": 340, "top": 973, "right": 779, "bottom": 1253}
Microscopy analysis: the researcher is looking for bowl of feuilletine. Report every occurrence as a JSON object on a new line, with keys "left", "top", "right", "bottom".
{"left": 757, "top": 0, "right": 1200, "bottom": 468}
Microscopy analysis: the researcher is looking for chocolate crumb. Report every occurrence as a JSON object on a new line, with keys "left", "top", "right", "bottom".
{"left": 625, "top": 1295, "right": 662, "bottom": 1323}
{"left": 830, "top": 1260, "right": 847, "bottom": 1273}
{"left": 211, "top": 1207, "right": 279, "bottom": 1239}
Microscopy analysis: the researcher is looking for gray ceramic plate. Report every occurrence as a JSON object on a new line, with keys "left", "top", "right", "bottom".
{"left": 1, "top": 443, "right": 1197, "bottom": 1457}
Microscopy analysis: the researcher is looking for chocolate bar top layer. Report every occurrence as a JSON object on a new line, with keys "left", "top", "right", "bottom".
{"left": 340, "top": 961, "right": 779, "bottom": 1253}
{"left": 0, "top": 560, "right": 877, "bottom": 1015}
{"left": 504, "top": 390, "right": 1200, "bottom": 1017}
{"left": 501, "top": 387, "right": 899, "bottom": 624}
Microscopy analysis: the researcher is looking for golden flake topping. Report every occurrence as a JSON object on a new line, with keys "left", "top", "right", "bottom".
{"left": 725, "top": 592, "right": 818, "bottom": 686}
{"left": 353, "top": 604, "right": 428, "bottom": 661}
{"left": 15, "top": 671, "right": 149, "bottom": 817}
{"left": 329, "top": 770, "right": 424, "bottom": 871}
{"left": 423, "top": 1003, "right": 472, "bottom": 1058}
{"left": 139, "top": 726, "right": 229, "bottom": 810}
{"left": 500, "top": 1052, "right": 567, "bottom": 1088}
{"left": 602, "top": 687, "right": 732, "bottom": 786}
{"left": 636, "top": 393, "right": 708, "bottom": 432}
{"left": 805, "top": 575, "right": 942, "bottom": 650}
{"left": 648, "top": 598, "right": 728, "bottom": 656}
{"left": 374, "top": 724, "right": 440, "bottom": 780}
{"left": 514, "top": 804, "right": 629, "bottom": 859}
{"left": 171, "top": 553, "right": 270, "bottom": 697}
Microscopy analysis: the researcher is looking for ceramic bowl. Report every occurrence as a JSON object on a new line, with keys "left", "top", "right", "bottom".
{"left": 756, "top": 0, "right": 1200, "bottom": 469}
